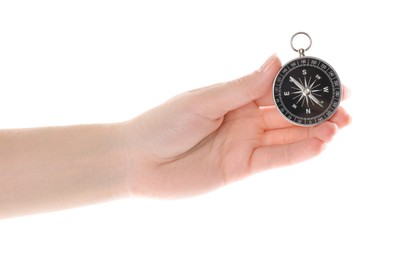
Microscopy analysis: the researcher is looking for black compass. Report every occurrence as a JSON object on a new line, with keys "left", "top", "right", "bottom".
{"left": 273, "top": 32, "right": 341, "bottom": 126}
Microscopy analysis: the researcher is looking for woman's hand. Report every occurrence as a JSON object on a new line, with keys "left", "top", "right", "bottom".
{"left": 125, "top": 54, "right": 351, "bottom": 198}
{"left": 0, "top": 54, "right": 351, "bottom": 219}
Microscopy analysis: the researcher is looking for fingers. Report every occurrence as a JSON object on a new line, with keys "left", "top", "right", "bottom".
{"left": 258, "top": 106, "right": 294, "bottom": 129}
{"left": 259, "top": 105, "right": 351, "bottom": 130}
{"left": 329, "top": 107, "right": 352, "bottom": 128}
{"left": 188, "top": 54, "right": 282, "bottom": 119}
{"left": 250, "top": 138, "right": 325, "bottom": 173}
{"left": 342, "top": 84, "right": 351, "bottom": 101}
{"left": 261, "top": 121, "right": 338, "bottom": 146}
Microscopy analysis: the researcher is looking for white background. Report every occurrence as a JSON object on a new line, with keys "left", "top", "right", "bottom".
{"left": 0, "top": 1, "right": 393, "bottom": 259}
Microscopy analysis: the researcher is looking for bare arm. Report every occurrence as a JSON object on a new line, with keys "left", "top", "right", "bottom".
{"left": 0, "top": 55, "right": 351, "bottom": 219}
{"left": 0, "top": 123, "right": 131, "bottom": 219}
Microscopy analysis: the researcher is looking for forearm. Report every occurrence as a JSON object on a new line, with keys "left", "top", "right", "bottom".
{"left": 0, "top": 123, "right": 131, "bottom": 219}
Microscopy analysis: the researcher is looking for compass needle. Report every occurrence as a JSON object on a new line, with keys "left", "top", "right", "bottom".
{"left": 289, "top": 76, "right": 305, "bottom": 91}
{"left": 309, "top": 94, "right": 324, "bottom": 108}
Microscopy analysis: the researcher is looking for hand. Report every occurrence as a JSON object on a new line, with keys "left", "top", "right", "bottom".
{"left": 124, "top": 54, "right": 351, "bottom": 198}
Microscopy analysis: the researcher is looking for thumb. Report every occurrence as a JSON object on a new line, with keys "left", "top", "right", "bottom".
{"left": 191, "top": 54, "right": 281, "bottom": 119}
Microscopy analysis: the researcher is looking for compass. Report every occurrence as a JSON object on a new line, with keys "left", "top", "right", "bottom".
{"left": 273, "top": 32, "right": 341, "bottom": 126}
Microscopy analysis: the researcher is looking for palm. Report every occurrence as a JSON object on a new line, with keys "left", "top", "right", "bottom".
{"left": 204, "top": 103, "right": 266, "bottom": 183}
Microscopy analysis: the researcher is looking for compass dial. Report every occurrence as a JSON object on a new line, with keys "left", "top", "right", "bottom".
{"left": 273, "top": 56, "right": 341, "bottom": 126}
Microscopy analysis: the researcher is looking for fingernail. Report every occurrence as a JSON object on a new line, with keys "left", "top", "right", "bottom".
{"left": 347, "top": 88, "right": 351, "bottom": 98}
{"left": 258, "top": 54, "right": 277, "bottom": 73}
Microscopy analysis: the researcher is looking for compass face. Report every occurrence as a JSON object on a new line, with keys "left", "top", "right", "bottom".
{"left": 273, "top": 56, "right": 341, "bottom": 126}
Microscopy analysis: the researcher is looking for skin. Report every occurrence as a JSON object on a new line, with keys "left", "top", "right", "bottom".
{"left": 0, "top": 54, "right": 351, "bottom": 219}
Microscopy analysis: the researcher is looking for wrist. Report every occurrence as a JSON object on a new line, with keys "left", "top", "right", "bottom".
{"left": 113, "top": 120, "right": 149, "bottom": 198}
